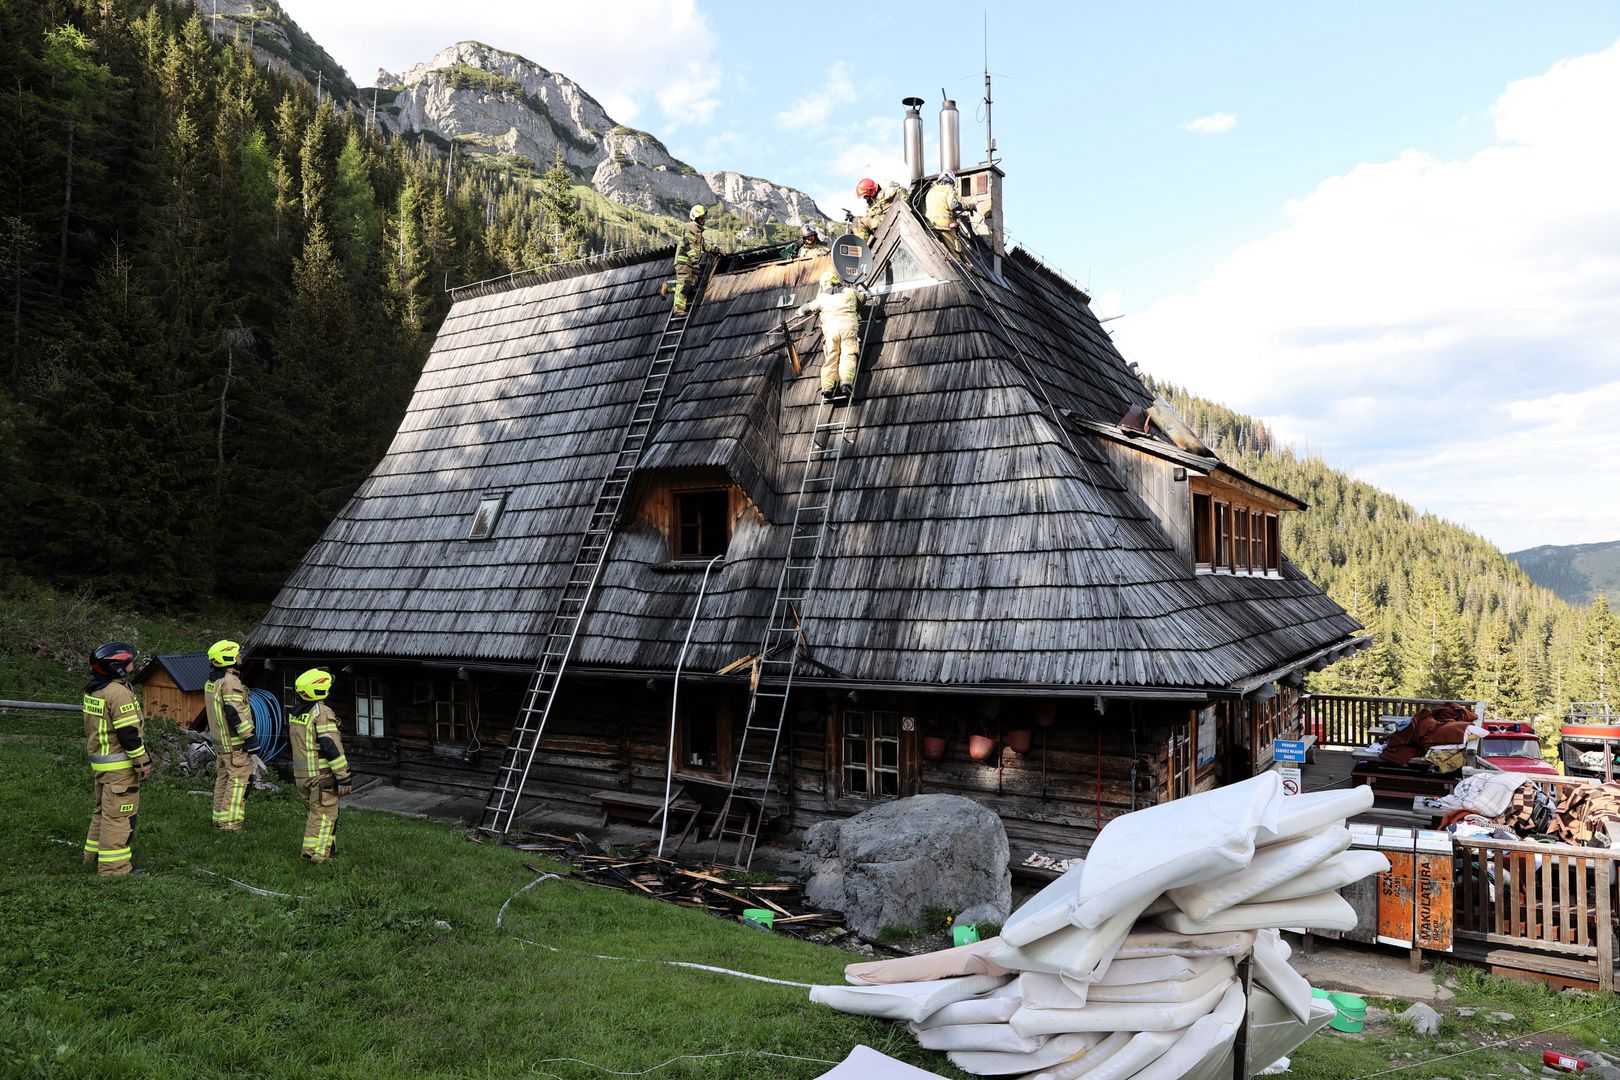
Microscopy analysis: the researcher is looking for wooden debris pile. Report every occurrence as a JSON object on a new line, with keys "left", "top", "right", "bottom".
{"left": 513, "top": 832, "right": 845, "bottom": 937}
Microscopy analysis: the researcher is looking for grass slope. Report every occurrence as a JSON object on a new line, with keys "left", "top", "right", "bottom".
{"left": 0, "top": 715, "right": 944, "bottom": 1080}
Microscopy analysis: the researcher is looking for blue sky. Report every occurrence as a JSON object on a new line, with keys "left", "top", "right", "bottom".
{"left": 284, "top": 1, "right": 1620, "bottom": 552}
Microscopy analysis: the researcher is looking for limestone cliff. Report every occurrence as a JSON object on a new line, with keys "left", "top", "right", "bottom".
{"left": 382, "top": 42, "right": 826, "bottom": 226}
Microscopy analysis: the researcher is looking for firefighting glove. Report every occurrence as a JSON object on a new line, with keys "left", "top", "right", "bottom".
{"left": 336, "top": 778, "right": 353, "bottom": 797}
{"left": 137, "top": 761, "right": 153, "bottom": 782}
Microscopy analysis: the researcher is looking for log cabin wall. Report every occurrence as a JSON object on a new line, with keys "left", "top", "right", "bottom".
{"left": 304, "top": 664, "right": 1297, "bottom": 857}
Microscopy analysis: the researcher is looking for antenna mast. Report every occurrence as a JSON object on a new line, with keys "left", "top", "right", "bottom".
{"left": 983, "top": 13, "right": 997, "bottom": 165}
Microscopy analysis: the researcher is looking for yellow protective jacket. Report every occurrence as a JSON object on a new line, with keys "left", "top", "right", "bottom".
{"left": 289, "top": 701, "right": 350, "bottom": 784}
{"left": 797, "top": 283, "right": 868, "bottom": 335}
{"left": 925, "top": 180, "right": 964, "bottom": 229}
{"left": 84, "top": 679, "right": 148, "bottom": 776}
{"left": 675, "top": 220, "right": 713, "bottom": 267}
{"left": 205, "top": 669, "right": 260, "bottom": 754}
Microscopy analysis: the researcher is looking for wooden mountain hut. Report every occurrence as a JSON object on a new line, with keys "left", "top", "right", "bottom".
{"left": 247, "top": 185, "right": 1365, "bottom": 858}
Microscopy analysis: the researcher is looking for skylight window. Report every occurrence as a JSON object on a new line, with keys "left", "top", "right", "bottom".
{"left": 468, "top": 492, "right": 508, "bottom": 540}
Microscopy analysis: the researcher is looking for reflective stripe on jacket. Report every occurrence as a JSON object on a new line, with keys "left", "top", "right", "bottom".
{"left": 797, "top": 284, "right": 867, "bottom": 335}
{"left": 205, "top": 670, "right": 256, "bottom": 752}
{"left": 925, "top": 181, "right": 962, "bottom": 229}
{"left": 84, "top": 682, "right": 146, "bottom": 773}
{"left": 289, "top": 702, "right": 349, "bottom": 780}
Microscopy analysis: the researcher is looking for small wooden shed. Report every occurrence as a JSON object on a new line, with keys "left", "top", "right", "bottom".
{"left": 136, "top": 652, "right": 210, "bottom": 728}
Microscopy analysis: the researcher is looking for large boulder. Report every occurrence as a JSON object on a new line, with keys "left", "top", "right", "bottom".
{"left": 803, "top": 794, "right": 1012, "bottom": 938}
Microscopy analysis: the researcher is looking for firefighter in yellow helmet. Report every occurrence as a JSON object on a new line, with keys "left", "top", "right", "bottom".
{"left": 796, "top": 270, "right": 869, "bottom": 401}
{"left": 205, "top": 639, "right": 260, "bottom": 833}
{"left": 671, "top": 204, "right": 718, "bottom": 315}
{"left": 288, "top": 668, "right": 352, "bottom": 863}
{"left": 82, "top": 641, "right": 150, "bottom": 876}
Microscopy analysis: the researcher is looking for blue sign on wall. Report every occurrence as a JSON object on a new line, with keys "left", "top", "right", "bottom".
{"left": 1273, "top": 739, "right": 1308, "bottom": 763}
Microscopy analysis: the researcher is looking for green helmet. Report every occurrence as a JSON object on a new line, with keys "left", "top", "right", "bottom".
{"left": 207, "top": 639, "right": 241, "bottom": 667}
{"left": 689, "top": 204, "right": 707, "bottom": 221}
{"left": 295, "top": 668, "right": 333, "bottom": 702}
{"left": 820, "top": 270, "right": 842, "bottom": 289}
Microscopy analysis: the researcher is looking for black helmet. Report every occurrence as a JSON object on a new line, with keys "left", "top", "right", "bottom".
{"left": 90, "top": 641, "right": 138, "bottom": 680}
{"left": 801, "top": 224, "right": 819, "bottom": 241}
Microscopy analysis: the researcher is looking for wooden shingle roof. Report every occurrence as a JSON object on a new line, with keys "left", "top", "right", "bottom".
{"left": 250, "top": 207, "right": 1360, "bottom": 691}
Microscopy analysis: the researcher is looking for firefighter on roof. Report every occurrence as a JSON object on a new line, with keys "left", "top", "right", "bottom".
{"left": 671, "top": 204, "right": 717, "bottom": 315}
{"left": 288, "top": 668, "right": 353, "bottom": 863}
{"left": 83, "top": 641, "right": 150, "bottom": 877}
{"left": 797, "top": 270, "right": 869, "bottom": 402}
{"left": 853, "top": 177, "right": 905, "bottom": 244}
{"left": 205, "top": 639, "right": 260, "bottom": 833}
{"left": 925, "top": 173, "right": 968, "bottom": 253}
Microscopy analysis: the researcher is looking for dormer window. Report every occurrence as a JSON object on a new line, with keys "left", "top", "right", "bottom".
{"left": 674, "top": 488, "right": 731, "bottom": 558}
{"left": 468, "top": 492, "right": 507, "bottom": 540}
{"left": 1192, "top": 482, "right": 1282, "bottom": 576}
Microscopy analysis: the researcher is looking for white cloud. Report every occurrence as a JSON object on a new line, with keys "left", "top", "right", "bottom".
{"left": 1114, "top": 38, "right": 1620, "bottom": 550}
{"left": 1182, "top": 112, "right": 1237, "bottom": 135}
{"left": 776, "top": 61, "right": 858, "bottom": 131}
{"left": 658, "top": 62, "right": 723, "bottom": 129}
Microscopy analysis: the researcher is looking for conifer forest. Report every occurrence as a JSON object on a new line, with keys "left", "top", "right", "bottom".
{"left": 1, "top": 0, "right": 1613, "bottom": 729}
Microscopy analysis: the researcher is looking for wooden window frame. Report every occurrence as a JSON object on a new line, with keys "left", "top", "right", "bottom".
{"left": 1192, "top": 492, "right": 1214, "bottom": 568}
{"left": 1191, "top": 481, "right": 1288, "bottom": 577}
{"left": 675, "top": 700, "right": 732, "bottom": 777}
{"left": 840, "top": 708, "right": 903, "bottom": 799}
{"left": 1168, "top": 719, "right": 1196, "bottom": 800}
{"left": 354, "top": 676, "right": 386, "bottom": 738}
{"left": 672, "top": 486, "right": 733, "bottom": 560}
{"left": 435, "top": 681, "right": 474, "bottom": 744}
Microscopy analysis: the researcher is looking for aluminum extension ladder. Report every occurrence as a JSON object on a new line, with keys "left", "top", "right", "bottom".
{"left": 478, "top": 293, "right": 699, "bottom": 837}
{"left": 711, "top": 315, "right": 878, "bottom": 867}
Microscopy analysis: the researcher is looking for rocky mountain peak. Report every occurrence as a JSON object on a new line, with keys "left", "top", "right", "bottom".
{"left": 381, "top": 42, "right": 825, "bottom": 227}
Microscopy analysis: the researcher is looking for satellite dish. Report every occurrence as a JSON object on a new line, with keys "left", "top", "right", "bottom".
{"left": 831, "top": 233, "right": 873, "bottom": 284}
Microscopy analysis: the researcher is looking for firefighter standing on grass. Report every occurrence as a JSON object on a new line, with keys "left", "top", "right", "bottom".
{"left": 288, "top": 668, "right": 352, "bottom": 863}
{"left": 82, "top": 641, "right": 150, "bottom": 877}
{"left": 204, "top": 639, "right": 260, "bottom": 833}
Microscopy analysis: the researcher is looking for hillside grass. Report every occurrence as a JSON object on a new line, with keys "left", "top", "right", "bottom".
{"left": 0, "top": 578, "right": 263, "bottom": 703}
{"left": 0, "top": 719, "right": 951, "bottom": 1080}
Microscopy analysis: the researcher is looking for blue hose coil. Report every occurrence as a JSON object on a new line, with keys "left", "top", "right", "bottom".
{"left": 248, "top": 689, "right": 287, "bottom": 761}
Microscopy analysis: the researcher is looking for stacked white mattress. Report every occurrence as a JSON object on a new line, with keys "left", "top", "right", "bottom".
{"left": 809, "top": 773, "right": 1390, "bottom": 1078}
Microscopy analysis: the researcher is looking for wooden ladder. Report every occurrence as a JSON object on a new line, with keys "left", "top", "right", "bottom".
{"left": 477, "top": 295, "right": 698, "bottom": 838}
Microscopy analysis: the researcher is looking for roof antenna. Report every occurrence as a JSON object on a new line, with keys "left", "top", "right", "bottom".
{"left": 982, "top": 12, "right": 997, "bottom": 165}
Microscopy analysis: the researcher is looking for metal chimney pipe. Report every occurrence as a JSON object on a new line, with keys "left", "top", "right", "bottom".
{"left": 902, "top": 97, "right": 925, "bottom": 184}
{"left": 938, "top": 93, "right": 960, "bottom": 174}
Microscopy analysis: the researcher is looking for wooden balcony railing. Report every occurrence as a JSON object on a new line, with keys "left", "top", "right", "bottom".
{"left": 1303, "top": 694, "right": 1478, "bottom": 749}
{"left": 1451, "top": 834, "right": 1618, "bottom": 992}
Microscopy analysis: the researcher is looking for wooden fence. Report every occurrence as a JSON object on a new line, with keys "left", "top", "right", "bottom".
{"left": 1303, "top": 694, "right": 1477, "bottom": 749}
{"left": 1451, "top": 833, "right": 1618, "bottom": 991}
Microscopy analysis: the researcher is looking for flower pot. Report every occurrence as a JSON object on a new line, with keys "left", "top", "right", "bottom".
{"left": 921, "top": 735, "right": 947, "bottom": 761}
{"left": 1033, "top": 702, "right": 1057, "bottom": 727}
{"left": 1005, "top": 728, "right": 1033, "bottom": 754}
{"left": 968, "top": 734, "right": 998, "bottom": 761}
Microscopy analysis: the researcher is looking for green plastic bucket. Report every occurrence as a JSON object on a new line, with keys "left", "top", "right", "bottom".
{"left": 1329, "top": 992, "right": 1367, "bottom": 1017}
{"left": 1327, "top": 991, "right": 1367, "bottom": 1033}
{"left": 1310, "top": 988, "right": 1332, "bottom": 1000}
{"left": 951, "top": 923, "right": 980, "bottom": 947}
{"left": 742, "top": 908, "right": 774, "bottom": 930}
